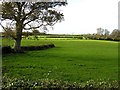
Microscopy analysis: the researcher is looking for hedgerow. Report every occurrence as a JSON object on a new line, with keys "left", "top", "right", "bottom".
{"left": 21, "top": 44, "right": 55, "bottom": 51}
{"left": 2, "top": 76, "right": 119, "bottom": 90}
{"left": 2, "top": 44, "right": 55, "bottom": 54}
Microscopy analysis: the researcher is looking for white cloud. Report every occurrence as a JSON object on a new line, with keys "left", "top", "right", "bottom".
{"left": 49, "top": 0, "right": 119, "bottom": 34}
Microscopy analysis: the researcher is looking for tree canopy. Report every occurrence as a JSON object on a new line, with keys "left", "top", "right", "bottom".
{"left": 1, "top": 1, "right": 67, "bottom": 52}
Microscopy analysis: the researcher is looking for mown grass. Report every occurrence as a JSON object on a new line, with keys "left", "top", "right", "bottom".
{"left": 2, "top": 38, "right": 118, "bottom": 84}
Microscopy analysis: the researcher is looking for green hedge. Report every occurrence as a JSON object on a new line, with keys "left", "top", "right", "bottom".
{"left": 2, "top": 44, "right": 55, "bottom": 54}
{"left": 2, "top": 77, "right": 119, "bottom": 90}
{"left": 21, "top": 44, "right": 55, "bottom": 51}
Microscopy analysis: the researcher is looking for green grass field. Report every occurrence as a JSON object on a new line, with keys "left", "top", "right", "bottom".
{"left": 2, "top": 38, "right": 118, "bottom": 83}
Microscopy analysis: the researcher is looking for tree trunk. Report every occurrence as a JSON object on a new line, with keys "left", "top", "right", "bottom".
{"left": 14, "top": 37, "right": 23, "bottom": 53}
{"left": 14, "top": 22, "right": 24, "bottom": 53}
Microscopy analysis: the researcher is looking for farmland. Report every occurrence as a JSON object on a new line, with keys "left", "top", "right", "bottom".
{"left": 2, "top": 38, "right": 118, "bottom": 84}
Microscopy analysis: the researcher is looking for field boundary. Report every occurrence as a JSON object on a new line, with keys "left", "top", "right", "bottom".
{"left": 2, "top": 78, "right": 119, "bottom": 89}
{"left": 2, "top": 44, "right": 55, "bottom": 54}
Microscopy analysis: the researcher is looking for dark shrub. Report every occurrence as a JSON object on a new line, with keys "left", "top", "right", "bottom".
{"left": 1, "top": 44, "right": 55, "bottom": 54}
{"left": 2, "top": 46, "right": 12, "bottom": 54}
{"left": 48, "top": 44, "right": 55, "bottom": 48}
{"left": 21, "top": 44, "right": 55, "bottom": 51}
{"left": 105, "top": 37, "right": 113, "bottom": 41}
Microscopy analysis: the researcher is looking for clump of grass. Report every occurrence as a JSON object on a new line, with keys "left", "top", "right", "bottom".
{"left": 2, "top": 76, "right": 119, "bottom": 89}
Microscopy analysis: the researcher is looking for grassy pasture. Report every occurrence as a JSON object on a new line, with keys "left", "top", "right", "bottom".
{"left": 2, "top": 38, "right": 118, "bottom": 83}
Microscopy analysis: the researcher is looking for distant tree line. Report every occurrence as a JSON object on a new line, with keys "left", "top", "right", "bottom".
{"left": 83, "top": 28, "right": 120, "bottom": 41}
{"left": 2, "top": 28, "right": 120, "bottom": 41}
{"left": 2, "top": 29, "right": 46, "bottom": 39}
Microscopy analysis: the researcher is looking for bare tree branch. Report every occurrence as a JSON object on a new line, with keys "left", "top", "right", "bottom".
{"left": 24, "top": 24, "right": 43, "bottom": 30}
{"left": 22, "top": 3, "right": 36, "bottom": 22}
{"left": 0, "top": 23, "right": 16, "bottom": 40}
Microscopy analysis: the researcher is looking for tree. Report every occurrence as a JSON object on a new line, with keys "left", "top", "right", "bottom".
{"left": 96, "top": 27, "right": 104, "bottom": 35}
{"left": 2, "top": 25, "right": 16, "bottom": 38}
{"left": 96, "top": 28, "right": 110, "bottom": 40}
{"left": 32, "top": 29, "right": 40, "bottom": 35}
{"left": 1, "top": 1, "right": 67, "bottom": 52}
{"left": 32, "top": 29, "right": 40, "bottom": 40}
{"left": 22, "top": 31, "right": 32, "bottom": 39}
{"left": 104, "top": 29, "right": 110, "bottom": 36}
{"left": 110, "top": 29, "right": 120, "bottom": 40}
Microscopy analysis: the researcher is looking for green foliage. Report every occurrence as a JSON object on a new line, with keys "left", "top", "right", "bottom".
{"left": 110, "top": 29, "right": 120, "bottom": 40}
{"left": 2, "top": 37, "right": 14, "bottom": 47}
{"left": 2, "top": 77, "right": 118, "bottom": 89}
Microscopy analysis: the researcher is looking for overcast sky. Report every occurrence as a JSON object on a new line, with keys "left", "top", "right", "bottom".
{"left": 0, "top": 0, "right": 119, "bottom": 34}
{"left": 48, "top": 0, "right": 119, "bottom": 34}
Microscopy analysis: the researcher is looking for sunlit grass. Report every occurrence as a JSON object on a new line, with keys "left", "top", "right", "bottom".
{"left": 2, "top": 38, "right": 118, "bottom": 83}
